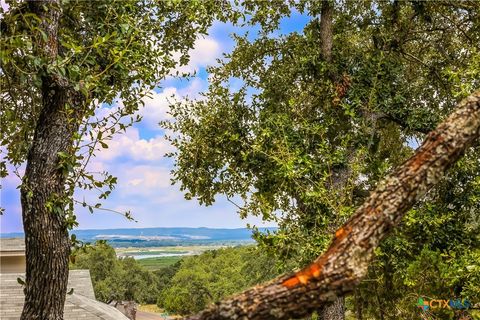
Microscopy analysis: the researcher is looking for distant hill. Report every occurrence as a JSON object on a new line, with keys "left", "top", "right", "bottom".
{"left": 0, "top": 227, "right": 277, "bottom": 248}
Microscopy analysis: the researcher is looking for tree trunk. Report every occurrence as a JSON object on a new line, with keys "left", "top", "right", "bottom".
{"left": 20, "top": 1, "right": 84, "bottom": 319}
{"left": 296, "top": 196, "right": 345, "bottom": 320}
{"left": 186, "top": 91, "right": 480, "bottom": 320}
{"left": 320, "top": 0, "right": 333, "bottom": 63}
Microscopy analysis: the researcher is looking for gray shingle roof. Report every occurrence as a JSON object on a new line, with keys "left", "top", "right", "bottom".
{"left": 0, "top": 238, "right": 25, "bottom": 253}
{"left": 0, "top": 270, "right": 129, "bottom": 320}
{"left": 65, "top": 269, "right": 96, "bottom": 300}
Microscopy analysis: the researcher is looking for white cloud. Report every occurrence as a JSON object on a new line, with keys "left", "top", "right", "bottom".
{"left": 172, "top": 36, "right": 222, "bottom": 76}
{"left": 138, "top": 78, "right": 207, "bottom": 130}
{"left": 0, "top": 0, "right": 9, "bottom": 12}
{"left": 95, "top": 127, "right": 172, "bottom": 162}
{"left": 121, "top": 165, "right": 171, "bottom": 191}
{"left": 189, "top": 37, "right": 222, "bottom": 66}
{"left": 139, "top": 88, "right": 177, "bottom": 129}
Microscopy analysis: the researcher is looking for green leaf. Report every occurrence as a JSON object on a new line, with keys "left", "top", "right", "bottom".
{"left": 17, "top": 277, "right": 26, "bottom": 286}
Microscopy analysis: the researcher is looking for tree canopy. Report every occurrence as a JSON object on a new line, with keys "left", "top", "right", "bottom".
{"left": 1, "top": 0, "right": 237, "bottom": 222}
{"left": 1, "top": 0, "right": 479, "bottom": 319}
{"left": 163, "top": 1, "right": 480, "bottom": 319}
{"left": 1, "top": 0, "right": 236, "bottom": 318}
{"left": 159, "top": 246, "right": 279, "bottom": 315}
{"left": 71, "top": 241, "right": 160, "bottom": 304}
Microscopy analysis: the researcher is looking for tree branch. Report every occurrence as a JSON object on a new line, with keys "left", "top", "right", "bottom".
{"left": 379, "top": 112, "right": 434, "bottom": 135}
{"left": 185, "top": 90, "right": 480, "bottom": 320}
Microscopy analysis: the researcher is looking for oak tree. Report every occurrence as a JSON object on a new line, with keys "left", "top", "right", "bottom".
{"left": 184, "top": 91, "right": 480, "bottom": 319}
{"left": 164, "top": 1, "right": 479, "bottom": 318}
{"left": 0, "top": 0, "right": 235, "bottom": 318}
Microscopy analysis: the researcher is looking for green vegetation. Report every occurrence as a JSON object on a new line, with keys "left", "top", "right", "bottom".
{"left": 71, "top": 241, "right": 159, "bottom": 304}
{"left": 137, "top": 256, "right": 184, "bottom": 271}
{"left": 70, "top": 241, "right": 278, "bottom": 315}
{"left": 158, "top": 246, "right": 279, "bottom": 315}
{"left": 1, "top": 0, "right": 238, "bottom": 316}
{"left": 164, "top": 1, "right": 480, "bottom": 319}
{"left": 115, "top": 245, "right": 220, "bottom": 256}
{"left": 3, "top": 0, "right": 479, "bottom": 318}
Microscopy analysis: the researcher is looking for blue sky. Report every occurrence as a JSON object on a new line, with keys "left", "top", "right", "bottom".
{"left": 0, "top": 11, "right": 310, "bottom": 234}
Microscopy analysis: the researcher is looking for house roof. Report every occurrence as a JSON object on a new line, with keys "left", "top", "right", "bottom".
{"left": 0, "top": 238, "right": 25, "bottom": 256}
{"left": 0, "top": 270, "right": 129, "bottom": 320}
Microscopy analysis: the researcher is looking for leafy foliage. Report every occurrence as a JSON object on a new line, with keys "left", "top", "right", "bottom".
{"left": 0, "top": 0, "right": 237, "bottom": 223}
{"left": 163, "top": 0, "right": 480, "bottom": 318}
{"left": 70, "top": 241, "right": 159, "bottom": 304}
{"left": 71, "top": 242, "right": 279, "bottom": 314}
{"left": 355, "top": 149, "right": 480, "bottom": 319}
{"left": 158, "top": 246, "right": 279, "bottom": 315}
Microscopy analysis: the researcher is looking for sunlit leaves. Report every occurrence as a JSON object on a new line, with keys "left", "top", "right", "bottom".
{"left": 164, "top": 4, "right": 480, "bottom": 315}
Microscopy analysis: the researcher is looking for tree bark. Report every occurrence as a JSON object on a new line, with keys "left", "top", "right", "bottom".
{"left": 20, "top": 1, "right": 84, "bottom": 319}
{"left": 320, "top": 0, "right": 333, "bottom": 63}
{"left": 186, "top": 91, "right": 480, "bottom": 320}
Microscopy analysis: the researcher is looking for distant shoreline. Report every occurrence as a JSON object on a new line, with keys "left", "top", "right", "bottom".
{"left": 1, "top": 225, "right": 277, "bottom": 234}
{"left": 0, "top": 226, "right": 276, "bottom": 248}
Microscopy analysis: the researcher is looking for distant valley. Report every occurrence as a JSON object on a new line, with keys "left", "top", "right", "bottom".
{"left": 1, "top": 227, "right": 276, "bottom": 248}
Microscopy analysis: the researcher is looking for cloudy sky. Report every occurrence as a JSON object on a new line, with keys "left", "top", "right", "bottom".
{"left": 1, "top": 10, "right": 309, "bottom": 234}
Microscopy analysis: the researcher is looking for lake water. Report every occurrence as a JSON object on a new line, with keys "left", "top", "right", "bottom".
{"left": 120, "top": 252, "right": 193, "bottom": 260}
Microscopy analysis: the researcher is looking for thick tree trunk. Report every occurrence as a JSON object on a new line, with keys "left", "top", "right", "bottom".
{"left": 20, "top": 82, "right": 80, "bottom": 319}
{"left": 20, "top": 1, "right": 84, "bottom": 319}
{"left": 186, "top": 91, "right": 480, "bottom": 320}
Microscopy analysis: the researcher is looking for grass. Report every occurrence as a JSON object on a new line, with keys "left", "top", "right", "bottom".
{"left": 137, "top": 256, "right": 184, "bottom": 270}
{"left": 138, "top": 304, "right": 182, "bottom": 319}
{"left": 137, "top": 304, "right": 163, "bottom": 313}
{"left": 124, "top": 250, "right": 189, "bottom": 256}
{"left": 116, "top": 245, "right": 223, "bottom": 255}
{"left": 116, "top": 245, "right": 224, "bottom": 271}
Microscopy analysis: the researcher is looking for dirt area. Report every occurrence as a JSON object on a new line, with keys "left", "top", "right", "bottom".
{"left": 136, "top": 310, "right": 171, "bottom": 320}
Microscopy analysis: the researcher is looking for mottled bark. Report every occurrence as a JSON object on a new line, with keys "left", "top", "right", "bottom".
{"left": 20, "top": 1, "right": 84, "bottom": 319}
{"left": 320, "top": 0, "right": 333, "bottom": 62}
{"left": 186, "top": 91, "right": 480, "bottom": 320}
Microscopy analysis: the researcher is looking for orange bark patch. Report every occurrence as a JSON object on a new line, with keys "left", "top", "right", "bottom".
{"left": 282, "top": 277, "right": 300, "bottom": 288}
{"left": 335, "top": 225, "right": 352, "bottom": 241}
{"left": 309, "top": 264, "right": 321, "bottom": 278}
{"left": 333, "top": 74, "right": 351, "bottom": 106}
{"left": 282, "top": 225, "right": 354, "bottom": 288}
{"left": 409, "top": 134, "right": 443, "bottom": 172}
{"left": 335, "top": 227, "right": 345, "bottom": 238}
{"left": 282, "top": 270, "right": 313, "bottom": 288}
{"left": 297, "top": 274, "right": 310, "bottom": 285}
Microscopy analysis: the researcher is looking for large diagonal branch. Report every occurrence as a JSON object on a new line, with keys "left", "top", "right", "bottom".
{"left": 186, "top": 90, "right": 480, "bottom": 320}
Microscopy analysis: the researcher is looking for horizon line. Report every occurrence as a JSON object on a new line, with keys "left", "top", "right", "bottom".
{"left": 0, "top": 225, "right": 278, "bottom": 234}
